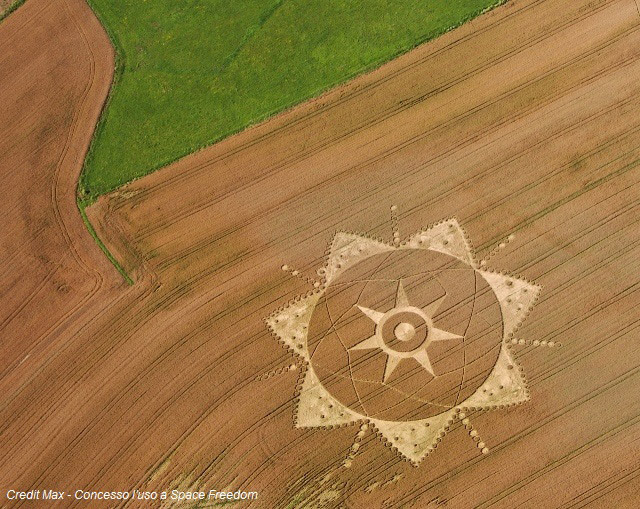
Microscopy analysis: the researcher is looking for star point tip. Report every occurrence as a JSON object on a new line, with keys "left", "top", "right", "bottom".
{"left": 396, "top": 281, "right": 410, "bottom": 307}
{"left": 357, "top": 305, "right": 384, "bottom": 324}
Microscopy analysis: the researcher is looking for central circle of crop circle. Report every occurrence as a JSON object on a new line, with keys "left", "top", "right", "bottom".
{"left": 394, "top": 322, "right": 416, "bottom": 341}
{"left": 379, "top": 307, "right": 429, "bottom": 353}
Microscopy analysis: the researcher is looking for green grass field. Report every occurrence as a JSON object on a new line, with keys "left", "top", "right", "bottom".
{"left": 81, "top": 0, "right": 502, "bottom": 199}
{"left": 0, "top": 0, "right": 26, "bottom": 21}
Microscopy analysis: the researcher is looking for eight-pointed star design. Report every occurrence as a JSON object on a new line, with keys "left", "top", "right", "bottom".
{"left": 350, "top": 281, "right": 462, "bottom": 382}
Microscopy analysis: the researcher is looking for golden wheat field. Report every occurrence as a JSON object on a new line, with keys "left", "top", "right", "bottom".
{"left": 2, "top": 0, "right": 640, "bottom": 507}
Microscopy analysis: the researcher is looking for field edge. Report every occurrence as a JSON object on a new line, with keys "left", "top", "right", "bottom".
{"left": 0, "top": 0, "right": 26, "bottom": 22}
{"left": 78, "top": 0, "right": 509, "bottom": 201}
{"left": 77, "top": 0, "right": 507, "bottom": 284}
{"left": 78, "top": 198, "right": 134, "bottom": 285}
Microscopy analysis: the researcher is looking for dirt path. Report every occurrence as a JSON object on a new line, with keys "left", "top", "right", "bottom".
{"left": 3, "top": 0, "right": 640, "bottom": 507}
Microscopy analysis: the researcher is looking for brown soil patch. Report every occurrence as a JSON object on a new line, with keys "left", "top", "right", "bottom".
{"left": 3, "top": 0, "right": 640, "bottom": 507}
{"left": 0, "top": 0, "right": 126, "bottom": 501}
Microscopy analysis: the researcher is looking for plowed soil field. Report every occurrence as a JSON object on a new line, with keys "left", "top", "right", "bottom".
{"left": 2, "top": 0, "right": 640, "bottom": 507}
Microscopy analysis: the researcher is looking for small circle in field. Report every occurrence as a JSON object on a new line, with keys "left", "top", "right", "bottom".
{"left": 394, "top": 322, "right": 416, "bottom": 342}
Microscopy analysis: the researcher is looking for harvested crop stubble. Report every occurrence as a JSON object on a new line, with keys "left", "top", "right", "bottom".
{"left": 2, "top": 0, "right": 640, "bottom": 507}
{"left": 0, "top": 0, "right": 126, "bottom": 432}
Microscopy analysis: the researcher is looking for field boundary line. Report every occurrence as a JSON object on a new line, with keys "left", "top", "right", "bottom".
{"left": 81, "top": 0, "right": 511, "bottom": 199}
{"left": 78, "top": 199, "right": 133, "bottom": 285}
{"left": 116, "top": 0, "right": 615, "bottom": 207}
{"left": 134, "top": 4, "right": 635, "bottom": 240}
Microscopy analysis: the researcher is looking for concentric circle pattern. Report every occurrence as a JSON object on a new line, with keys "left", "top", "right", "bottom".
{"left": 307, "top": 249, "right": 503, "bottom": 420}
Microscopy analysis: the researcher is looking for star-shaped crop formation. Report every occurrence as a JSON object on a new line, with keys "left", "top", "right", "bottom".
{"left": 265, "top": 213, "right": 546, "bottom": 464}
{"left": 352, "top": 281, "right": 462, "bottom": 382}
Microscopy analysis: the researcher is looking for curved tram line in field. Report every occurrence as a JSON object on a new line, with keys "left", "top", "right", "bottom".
{"left": 2, "top": 0, "right": 640, "bottom": 507}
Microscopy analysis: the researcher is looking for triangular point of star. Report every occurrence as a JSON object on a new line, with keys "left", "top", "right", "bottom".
{"left": 325, "top": 232, "right": 395, "bottom": 282}
{"left": 383, "top": 355, "right": 401, "bottom": 382}
{"left": 429, "top": 327, "right": 463, "bottom": 342}
{"left": 265, "top": 293, "right": 320, "bottom": 360}
{"left": 350, "top": 334, "right": 379, "bottom": 351}
{"left": 478, "top": 270, "right": 541, "bottom": 338}
{"left": 424, "top": 293, "right": 447, "bottom": 317}
{"left": 357, "top": 305, "right": 384, "bottom": 324}
{"left": 404, "top": 219, "right": 474, "bottom": 264}
{"left": 296, "top": 367, "right": 363, "bottom": 428}
{"left": 461, "top": 348, "right": 528, "bottom": 409}
{"left": 370, "top": 409, "right": 457, "bottom": 463}
{"left": 395, "top": 280, "right": 410, "bottom": 307}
